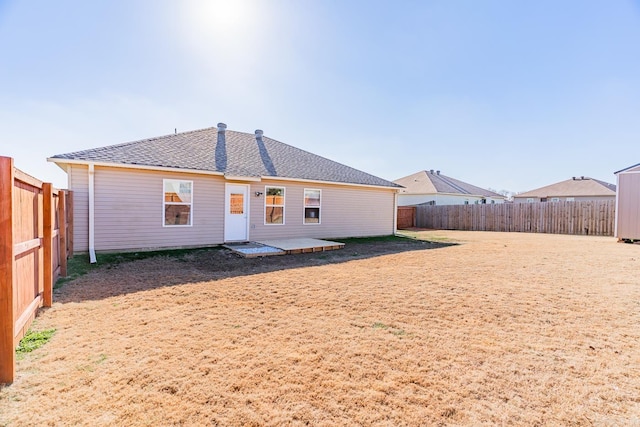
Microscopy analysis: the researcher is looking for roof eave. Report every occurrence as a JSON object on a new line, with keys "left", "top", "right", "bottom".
{"left": 47, "top": 158, "right": 226, "bottom": 178}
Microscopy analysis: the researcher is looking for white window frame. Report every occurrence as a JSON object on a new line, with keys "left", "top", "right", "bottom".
{"left": 566, "top": 197, "right": 575, "bottom": 202}
{"left": 551, "top": 197, "right": 560, "bottom": 202}
{"left": 264, "top": 186, "right": 285, "bottom": 225}
{"left": 303, "top": 188, "right": 321, "bottom": 225}
{"left": 526, "top": 198, "right": 535, "bottom": 203}
{"left": 163, "top": 179, "right": 193, "bottom": 227}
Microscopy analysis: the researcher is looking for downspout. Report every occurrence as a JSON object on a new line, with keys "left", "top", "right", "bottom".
{"left": 88, "top": 163, "right": 96, "bottom": 263}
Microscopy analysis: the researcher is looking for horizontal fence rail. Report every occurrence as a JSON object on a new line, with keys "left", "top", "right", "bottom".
{"left": 414, "top": 200, "right": 615, "bottom": 236}
{"left": 1, "top": 156, "right": 72, "bottom": 384}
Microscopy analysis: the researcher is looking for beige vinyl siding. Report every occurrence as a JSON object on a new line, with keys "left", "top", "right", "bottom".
{"left": 248, "top": 180, "right": 396, "bottom": 240}
{"left": 616, "top": 172, "right": 640, "bottom": 240}
{"left": 93, "top": 167, "right": 225, "bottom": 251}
{"left": 69, "top": 164, "right": 89, "bottom": 252}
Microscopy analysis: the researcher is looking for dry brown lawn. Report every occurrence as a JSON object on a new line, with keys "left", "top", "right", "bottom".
{"left": 1, "top": 231, "right": 640, "bottom": 426}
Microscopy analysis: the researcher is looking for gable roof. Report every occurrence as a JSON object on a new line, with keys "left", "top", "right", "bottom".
{"left": 49, "top": 125, "right": 400, "bottom": 188}
{"left": 615, "top": 163, "right": 640, "bottom": 174}
{"left": 393, "top": 170, "right": 504, "bottom": 198}
{"left": 514, "top": 177, "right": 616, "bottom": 198}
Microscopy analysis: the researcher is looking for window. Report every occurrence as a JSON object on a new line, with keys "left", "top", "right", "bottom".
{"left": 540, "top": 198, "right": 548, "bottom": 202}
{"left": 229, "top": 193, "right": 244, "bottom": 214}
{"left": 566, "top": 197, "right": 575, "bottom": 202}
{"left": 265, "top": 187, "right": 285, "bottom": 224}
{"left": 304, "top": 189, "right": 321, "bottom": 224}
{"left": 551, "top": 197, "right": 560, "bottom": 202}
{"left": 163, "top": 179, "right": 193, "bottom": 226}
{"left": 526, "top": 198, "right": 535, "bottom": 203}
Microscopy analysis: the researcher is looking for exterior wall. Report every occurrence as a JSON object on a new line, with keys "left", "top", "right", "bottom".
{"left": 616, "top": 171, "right": 640, "bottom": 240}
{"left": 248, "top": 180, "right": 396, "bottom": 240}
{"left": 513, "top": 195, "right": 616, "bottom": 204}
{"left": 398, "top": 193, "right": 503, "bottom": 206}
{"left": 68, "top": 165, "right": 397, "bottom": 252}
{"left": 69, "top": 165, "right": 89, "bottom": 252}
{"left": 93, "top": 167, "right": 225, "bottom": 251}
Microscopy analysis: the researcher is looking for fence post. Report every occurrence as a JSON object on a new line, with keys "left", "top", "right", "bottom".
{"left": 0, "top": 156, "right": 15, "bottom": 384}
{"left": 58, "top": 190, "right": 67, "bottom": 277}
{"left": 42, "top": 183, "right": 53, "bottom": 308}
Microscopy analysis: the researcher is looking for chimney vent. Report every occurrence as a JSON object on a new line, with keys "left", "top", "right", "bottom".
{"left": 436, "top": 170, "right": 440, "bottom": 175}
{"left": 430, "top": 169, "right": 434, "bottom": 174}
{"left": 581, "top": 176, "right": 585, "bottom": 180}
{"left": 255, "top": 129, "right": 264, "bottom": 139}
{"left": 572, "top": 177, "right": 576, "bottom": 180}
{"left": 217, "top": 123, "right": 227, "bottom": 133}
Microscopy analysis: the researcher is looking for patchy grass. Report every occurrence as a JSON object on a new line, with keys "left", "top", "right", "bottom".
{"left": 396, "top": 229, "right": 458, "bottom": 242}
{"left": 2, "top": 231, "right": 640, "bottom": 425}
{"left": 55, "top": 247, "right": 220, "bottom": 289}
{"left": 16, "top": 328, "right": 56, "bottom": 358}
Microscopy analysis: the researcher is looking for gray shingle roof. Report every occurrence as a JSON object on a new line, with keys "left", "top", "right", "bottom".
{"left": 514, "top": 177, "right": 616, "bottom": 198}
{"left": 50, "top": 126, "right": 400, "bottom": 188}
{"left": 394, "top": 170, "right": 504, "bottom": 198}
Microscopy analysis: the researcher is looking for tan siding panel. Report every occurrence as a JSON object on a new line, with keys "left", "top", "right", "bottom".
{"left": 617, "top": 173, "right": 640, "bottom": 239}
{"left": 69, "top": 165, "right": 89, "bottom": 252}
{"left": 249, "top": 180, "right": 396, "bottom": 240}
{"left": 93, "top": 167, "right": 225, "bottom": 251}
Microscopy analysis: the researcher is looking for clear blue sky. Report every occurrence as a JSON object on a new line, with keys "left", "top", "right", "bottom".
{"left": 1, "top": 0, "right": 639, "bottom": 193}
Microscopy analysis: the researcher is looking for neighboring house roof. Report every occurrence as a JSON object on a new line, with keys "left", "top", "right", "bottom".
{"left": 514, "top": 177, "right": 616, "bottom": 198}
{"left": 49, "top": 125, "right": 400, "bottom": 188}
{"left": 615, "top": 163, "right": 640, "bottom": 174}
{"left": 393, "top": 170, "right": 504, "bottom": 198}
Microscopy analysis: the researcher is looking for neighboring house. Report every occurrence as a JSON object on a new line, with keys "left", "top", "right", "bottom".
{"left": 48, "top": 123, "right": 401, "bottom": 257}
{"left": 394, "top": 170, "right": 506, "bottom": 206}
{"left": 615, "top": 163, "right": 640, "bottom": 241}
{"left": 513, "top": 176, "right": 616, "bottom": 203}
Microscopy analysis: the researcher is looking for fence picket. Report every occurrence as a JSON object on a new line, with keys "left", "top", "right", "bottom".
{"left": 412, "top": 200, "right": 615, "bottom": 236}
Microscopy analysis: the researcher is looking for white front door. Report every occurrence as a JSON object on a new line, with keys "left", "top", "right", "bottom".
{"left": 224, "top": 184, "right": 249, "bottom": 241}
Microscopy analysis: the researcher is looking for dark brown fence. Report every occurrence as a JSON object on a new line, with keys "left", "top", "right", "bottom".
{"left": 414, "top": 200, "right": 615, "bottom": 236}
{"left": 1, "top": 156, "right": 72, "bottom": 384}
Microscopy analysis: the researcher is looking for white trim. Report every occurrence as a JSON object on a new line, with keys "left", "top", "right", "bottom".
{"left": 224, "top": 183, "right": 250, "bottom": 242}
{"left": 616, "top": 169, "right": 640, "bottom": 175}
{"left": 88, "top": 164, "right": 96, "bottom": 263}
{"left": 271, "top": 175, "right": 400, "bottom": 190}
{"left": 48, "top": 158, "right": 226, "bottom": 178}
{"left": 224, "top": 175, "right": 262, "bottom": 182}
{"left": 264, "top": 185, "right": 285, "bottom": 225}
{"left": 303, "top": 188, "right": 321, "bottom": 225}
{"left": 162, "top": 179, "right": 194, "bottom": 227}
{"left": 48, "top": 158, "right": 401, "bottom": 191}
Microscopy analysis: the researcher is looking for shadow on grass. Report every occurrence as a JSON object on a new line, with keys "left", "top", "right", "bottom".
{"left": 53, "top": 234, "right": 458, "bottom": 303}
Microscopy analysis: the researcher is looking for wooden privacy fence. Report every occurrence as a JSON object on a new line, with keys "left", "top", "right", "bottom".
{"left": 414, "top": 200, "right": 616, "bottom": 236}
{"left": 1, "top": 156, "right": 73, "bottom": 384}
{"left": 397, "top": 206, "right": 416, "bottom": 229}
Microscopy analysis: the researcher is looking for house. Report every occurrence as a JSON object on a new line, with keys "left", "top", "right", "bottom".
{"left": 394, "top": 170, "right": 506, "bottom": 206}
{"left": 615, "top": 163, "right": 640, "bottom": 241}
{"left": 513, "top": 176, "right": 616, "bottom": 203}
{"left": 48, "top": 123, "right": 401, "bottom": 258}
